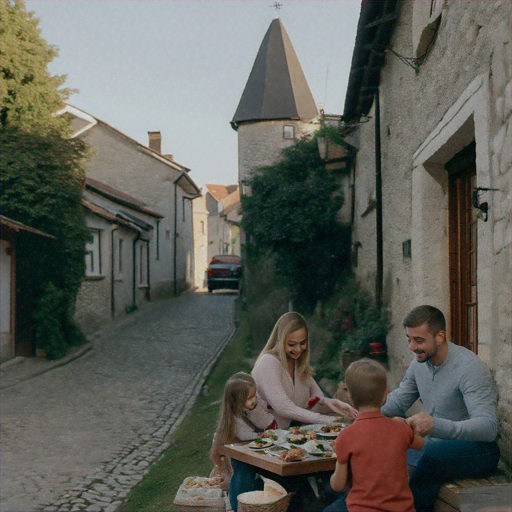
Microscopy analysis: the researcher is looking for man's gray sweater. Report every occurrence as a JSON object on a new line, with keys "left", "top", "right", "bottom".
{"left": 381, "top": 342, "right": 498, "bottom": 442}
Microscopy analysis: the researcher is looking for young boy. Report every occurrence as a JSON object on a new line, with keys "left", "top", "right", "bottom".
{"left": 325, "top": 359, "right": 424, "bottom": 512}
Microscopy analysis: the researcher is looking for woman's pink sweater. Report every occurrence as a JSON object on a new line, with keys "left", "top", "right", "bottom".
{"left": 252, "top": 353, "right": 334, "bottom": 428}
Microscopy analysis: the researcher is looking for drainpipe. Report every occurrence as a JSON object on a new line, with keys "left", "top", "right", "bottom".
{"left": 173, "top": 172, "right": 185, "bottom": 296}
{"left": 145, "top": 239, "right": 151, "bottom": 301}
{"left": 375, "top": 87, "right": 383, "bottom": 309}
{"left": 132, "top": 232, "right": 141, "bottom": 308}
{"left": 110, "top": 225, "right": 120, "bottom": 318}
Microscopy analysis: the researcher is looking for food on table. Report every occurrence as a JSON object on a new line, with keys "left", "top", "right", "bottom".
{"left": 261, "top": 429, "right": 278, "bottom": 441}
{"left": 286, "top": 433, "right": 308, "bottom": 444}
{"left": 279, "top": 448, "right": 306, "bottom": 462}
{"left": 248, "top": 437, "right": 273, "bottom": 449}
{"left": 333, "top": 416, "right": 355, "bottom": 427}
{"left": 308, "top": 443, "right": 334, "bottom": 457}
{"left": 306, "top": 431, "right": 317, "bottom": 441}
{"left": 288, "top": 426, "right": 308, "bottom": 435}
{"left": 320, "top": 424, "right": 343, "bottom": 433}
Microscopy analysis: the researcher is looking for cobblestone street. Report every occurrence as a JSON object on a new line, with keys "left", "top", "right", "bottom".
{"left": 0, "top": 291, "right": 236, "bottom": 512}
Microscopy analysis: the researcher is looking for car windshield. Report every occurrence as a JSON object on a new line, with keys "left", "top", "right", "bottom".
{"left": 211, "top": 255, "right": 241, "bottom": 264}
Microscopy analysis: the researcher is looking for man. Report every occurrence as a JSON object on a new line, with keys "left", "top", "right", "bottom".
{"left": 382, "top": 305, "right": 500, "bottom": 511}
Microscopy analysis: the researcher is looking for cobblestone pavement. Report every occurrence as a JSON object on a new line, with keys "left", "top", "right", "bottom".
{"left": 0, "top": 291, "right": 237, "bottom": 512}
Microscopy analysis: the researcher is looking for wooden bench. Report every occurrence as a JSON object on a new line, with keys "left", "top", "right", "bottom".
{"left": 434, "top": 473, "right": 511, "bottom": 512}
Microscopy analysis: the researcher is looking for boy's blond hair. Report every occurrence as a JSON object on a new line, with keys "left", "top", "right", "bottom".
{"left": 345, "top": 358, "right": 387, "bottom": 409}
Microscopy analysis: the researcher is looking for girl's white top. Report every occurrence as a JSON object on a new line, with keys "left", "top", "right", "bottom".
{"left": 234, "top": 399, "right": 275, "bottom": 440}
{"left": 252, "top": 353, "right": 333, "bottom": 428}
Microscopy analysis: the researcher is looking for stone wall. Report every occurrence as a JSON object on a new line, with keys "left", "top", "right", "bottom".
{"left": 351, "top": 0, "right": 511, "bottom": 463}
{"left": 81, "top": 124, "right": 195, "bottom": 298}
{"left": 237, "top": 119, "right": 318, "bottom": 183}
{"left": 192, "top": 194, "right": 208, "bottom": 289}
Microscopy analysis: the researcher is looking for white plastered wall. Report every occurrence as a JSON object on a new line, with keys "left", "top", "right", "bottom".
{"left": 412, "top": 74, "right": 491, "bottom": 352}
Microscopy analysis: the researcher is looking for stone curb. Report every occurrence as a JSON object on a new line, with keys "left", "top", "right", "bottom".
{"left": 37, "top": 323, "right": 238, "bottom": 512}
{"left": 0, "top": 343, "right": 94, "bottom": 390}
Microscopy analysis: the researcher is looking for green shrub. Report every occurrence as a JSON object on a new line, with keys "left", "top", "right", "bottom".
{"left": 315, "top": 279, "right": 392, "bottom": 381}
{"left": 241, "top": 132, "right": 352, "bottom": 313}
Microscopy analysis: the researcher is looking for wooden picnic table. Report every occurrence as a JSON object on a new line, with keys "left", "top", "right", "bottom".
{"left": 218, "top": 442, "right": 336, "bottom": 477}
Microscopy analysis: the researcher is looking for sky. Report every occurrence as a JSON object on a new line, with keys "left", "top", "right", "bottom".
{"left": 25, "top": 0, "right": 362, "bottom": 188}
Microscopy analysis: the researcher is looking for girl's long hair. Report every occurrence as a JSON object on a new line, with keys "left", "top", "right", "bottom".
{"left": 211, "top": 372, "right": 256, "bottom": 461}
{"left": 256, "top": 312, "right": 312, "bottom": 378}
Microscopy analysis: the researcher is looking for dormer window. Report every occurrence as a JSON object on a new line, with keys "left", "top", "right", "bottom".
{"left": 283, "top": 125, "right": 295, "bottom": 140}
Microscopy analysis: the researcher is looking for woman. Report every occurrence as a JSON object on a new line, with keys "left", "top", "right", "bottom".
{"left": 252, "top": 312, "right": 357, "bottom": 427}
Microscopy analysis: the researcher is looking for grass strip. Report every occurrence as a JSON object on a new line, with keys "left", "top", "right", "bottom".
{"left": 119, "top": 310, "right": 252, "bottom": 512}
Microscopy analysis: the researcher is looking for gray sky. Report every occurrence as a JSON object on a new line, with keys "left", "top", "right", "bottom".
{"left": 25, "top": 0, "right": 362, "bottom": 188}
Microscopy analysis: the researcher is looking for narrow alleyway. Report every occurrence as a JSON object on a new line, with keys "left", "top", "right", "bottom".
{"left": 0, "top": 291, "right": 236, "bottom": 512}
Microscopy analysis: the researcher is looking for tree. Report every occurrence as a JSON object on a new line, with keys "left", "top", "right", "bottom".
{"left": 0, "top": 0, "right": 90, "bottom": 358}
{"left": 241, "top": 132, "right": 352, "bottom": 312}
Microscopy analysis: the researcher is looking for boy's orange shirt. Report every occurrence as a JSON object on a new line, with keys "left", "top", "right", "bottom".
{"left": 335, "top": 411, "right": 417, "bottom": 512}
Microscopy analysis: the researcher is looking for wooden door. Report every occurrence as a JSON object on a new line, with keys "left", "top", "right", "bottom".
{"left": 447, "top": 142, "right": 478, "bottom": 353}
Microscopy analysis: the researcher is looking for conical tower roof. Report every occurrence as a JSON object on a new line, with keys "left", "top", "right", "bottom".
{"left": 232, "top": 19, "right": 318, "bottom": 126}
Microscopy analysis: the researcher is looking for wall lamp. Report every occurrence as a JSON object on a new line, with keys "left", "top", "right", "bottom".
{"left": 472, "top": 187, "right": 499, "bottom": 222}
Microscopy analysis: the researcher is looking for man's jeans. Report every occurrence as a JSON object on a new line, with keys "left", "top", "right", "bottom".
{"left": 409, "top": 440, "right": 500, "bottom": 512}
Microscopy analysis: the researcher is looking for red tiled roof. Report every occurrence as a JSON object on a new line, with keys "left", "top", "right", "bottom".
{"left": 206, "top": 184, "right": 239, "bottom": 202}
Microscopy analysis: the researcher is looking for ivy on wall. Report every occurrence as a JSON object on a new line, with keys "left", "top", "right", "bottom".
{"left": 0, "top": 0, "right": 90, "bottom": 358}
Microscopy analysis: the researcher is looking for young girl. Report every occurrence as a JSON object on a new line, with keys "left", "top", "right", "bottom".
{"left": 211, "top": 372, "right": 277, "bottom": 512}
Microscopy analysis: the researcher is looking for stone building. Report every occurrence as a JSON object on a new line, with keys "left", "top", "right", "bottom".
{"left": 343, "top": 0, "right": 511, "bottom": 464}
{"left": 59, "top": 105, "right": 200, "bottom": 322}
{"left": 75, "top": 178, "right": 164, "bottom": 333}
{"left": 231, "top": 17, "right": 320, "bottom": 189}
{"left": 192, "top": 185, "right": 241, "bottom": 289}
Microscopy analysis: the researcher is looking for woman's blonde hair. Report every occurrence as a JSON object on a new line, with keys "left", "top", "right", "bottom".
{"left": 211, "top": 372, "right": 256, "bottom": 460}
{"left": 257, "top": 312, "right": 312, "bottom": 378}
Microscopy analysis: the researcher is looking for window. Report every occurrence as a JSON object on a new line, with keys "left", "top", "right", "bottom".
{"left": 85, "top": 229, "right": 102, "bottom": 276}
{"left": 182, "top": 197, "right": 187, "bottom": 222}
{"left": 138, "top": 243, "right": 148, "bottom": 286}
{"left": 200, "top": 220, "right": 205, "bottom": 234}
{"left": 283, "top": 125, "right": 295, "bottom": 140}
{"left": 402, "top": 240, "right": 412, "bottom": 259}
{"left": 117, "top": 238, "right": 123, "bottom": 274}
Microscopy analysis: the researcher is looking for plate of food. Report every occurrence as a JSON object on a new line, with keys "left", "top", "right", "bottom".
{"left": 248, "top": 438, "right": 273, "bottom": 450}
{"left": 278, "top": 447, "right": 307, "bottom": 462}
{"left": 333, "top": 416, "right": 355, "bottom": 427}
{"left": 316, "top": 424, "right": 343, "bottom": 438}
{"left": 260, "top": 429, "right": 279, "bottom": 441}
{"left": 304, "top": 441, "right": 335, "bottom": 458}
{"left": 285, "top": 433, "right": 308, "bottom": 445}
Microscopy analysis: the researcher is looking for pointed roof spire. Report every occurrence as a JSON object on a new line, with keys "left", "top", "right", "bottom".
{"left": 231, "top": 19, "right": 318, "bottom": 126}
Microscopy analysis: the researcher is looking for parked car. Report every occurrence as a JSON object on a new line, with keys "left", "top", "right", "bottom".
{"left": 207, "top": 255, "right": 243, "bottom": 292}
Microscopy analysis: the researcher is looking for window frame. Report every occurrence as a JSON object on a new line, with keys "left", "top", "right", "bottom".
{"left": 85, "top": 229, "right": 102, "bottom": 277}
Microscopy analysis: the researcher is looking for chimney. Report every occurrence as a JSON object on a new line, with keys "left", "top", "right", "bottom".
{"left": 148, "top": 131, "right": 161, "bottom": 153}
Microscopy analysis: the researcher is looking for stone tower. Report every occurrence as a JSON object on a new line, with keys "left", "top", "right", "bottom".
{"left": 231, "top": 18, "right": 319, "bottom": 189}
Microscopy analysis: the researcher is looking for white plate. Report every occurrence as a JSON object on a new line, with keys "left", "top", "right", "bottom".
{"left": 248, "top": 440, "right": 273, "bottom": 450}
{"left": 303, "top": 440, "right": 334, "bottom": 456}
{"left": 316, "top": 430, "right": 340, "bottom": 438}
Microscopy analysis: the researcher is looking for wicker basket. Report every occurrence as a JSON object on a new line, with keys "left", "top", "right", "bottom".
{"left": 173, "top": 476, "right": 227, "bottom": 512}
{"left": 237, "top": 492, "right": 293, "bottom": 512}
{"left": 173, "top": 495, "right": 227, "bottom": 512}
